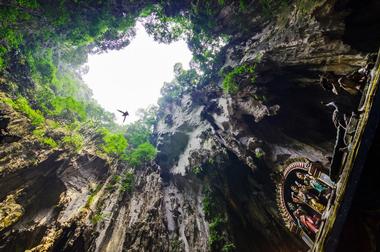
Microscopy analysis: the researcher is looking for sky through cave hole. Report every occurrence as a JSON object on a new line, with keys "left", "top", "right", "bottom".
{"left": 82, "top": 22, "right": 192, "bottom": 124}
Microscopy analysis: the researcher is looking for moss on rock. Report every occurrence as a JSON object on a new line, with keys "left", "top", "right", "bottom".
{"left": 0, "top": 193, "right": 24, "bottom": 231}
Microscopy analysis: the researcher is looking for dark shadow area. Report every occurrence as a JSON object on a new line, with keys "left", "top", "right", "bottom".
{"left": 0, "top": 152, "right": 64, "bottom": 200}
{"left": 268, "top": 84, "right": 336, "bottom": 146}
{"left": 339, "top": 0, "right": 380, "bottom": 53}
{"left": 336, "top": 126, "right": 380, "bottom": 251}
{"left": 0, "top": 110, "right": 21, "bottom": 144}
{"left": 0, "top": 225, "right": 47, "bottom": 252}
{"left": 243, "top": 71, "right": 337, "bottom": 148}
{"left": 222, "top": 152, "right": 307, "bottom": 252}
{"left": 53, "top": 222, "right": 89, "bottom": 252}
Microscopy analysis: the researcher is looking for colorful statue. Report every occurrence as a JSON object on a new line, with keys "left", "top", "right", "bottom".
{"left": 310, "top": 198, "right": 325, "bottom": 213}
{"left": 291, "top": 183, "right": 326, "bottom": 213}
{"left": 294, "top": 209, "right": 320, "bottom": 234}
{"left": 296, "top": 172, "right": 331, "bottom": 198}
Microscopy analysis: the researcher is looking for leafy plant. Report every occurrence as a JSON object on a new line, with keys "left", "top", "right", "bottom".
{"left": 41, "top": 137, "right": 58, "bottom": 148}
{"left": 50, "top": 96, "right": 87, "bottom": 121}
{"left": 98, "top": 128, "right": 128, "bottom": 159}
{"left": 208, "top": 216, "right": 226, "bottom": 248}
{"left": 221, "top": 64, "right": 256, "bottom": 94}
{"left": 192, "top": 166, "right": 203, "bottom": 175}
{"left": 91, "top": 212, "right": 105, "bottom": 225}
{"left": 222, "top": 243, "right": 236, "bottom": 252}
{"left": 85, "top": 184, "right": 102, "bottom": 208}
{"left": 106, "top": 172, "right": 134, "bottom": 192}
{"left": 120, "top": 171, "right": 134, "bottom": 192}
{"left": 32, "top": 128, "right": 58, "bottom": 148}
{"left": 202, "top": 187, "right": 234, "bottom": 251}
{"left": 127, "top": 142, "right": 157, "bottom": 167}
{"left": 112, "top": 175, "right": 122, "bottom": 184}
{"left": 202, "top": 187, "right": 216, "bottom": 218}
{"left": 1, "top": 96, "right": 45, "bottom": 126}
{"left": 63, "top": 133, "right": 84, "bottom": 152}
{"left": 255, "top": 149, "right": 265, "bottom": 159}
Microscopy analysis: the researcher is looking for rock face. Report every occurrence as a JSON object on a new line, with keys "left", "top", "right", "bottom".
{"left": 0, "top": 0, "right": 379, "bottom": 251}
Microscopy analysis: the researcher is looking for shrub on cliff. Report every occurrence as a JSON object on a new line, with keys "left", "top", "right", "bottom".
{"left": 97, "top": 128, "right": 128, "bottom": 159}
{"left": 127, "top": 142, "right": 157, "bottom": 167}
{"left": 62, "top": 133, "right": 84, "bottom": 152}
{"left": 221, "top": 64, "right": 256, "bottom": 94}
{"left": 120, "top": 171, "right": 134, "bottom": 192}
{"left": 0, "top": 96, "right": 45, "bottom": 126}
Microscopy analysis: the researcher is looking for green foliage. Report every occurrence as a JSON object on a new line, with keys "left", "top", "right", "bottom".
{"left": 192, "top": 166, "right": 203, "bottom": 176}
{"left": 127, "top": 142, "right": 157, "bottom": 167}
{"left": 221, "top": 64, "right": 256, "bottom": 94}
{"left": 209, "top": 216, "right": 226, "bottom": 248}
{"left": 91, "top": 212, "right": 105, "bottom": 225}
{"left": 124, "top": 106, "right": 157, "bottom": 148}
{"left": 16, "top": 0, "right": 39, "bottom": 9}
{"left": 255, "top": 149, "right": 265, "bottom": 159}
{"left": 0, "top": 0, "right": 142, "bottom": 141}
{"left": 112, "top": 175, "right": 122, "bottom": 184}
{"left": 222, "top": 75, "right": 239, "bottom": 94}
{"left": 1, "top": 96, "right": 45, "bottom": 126}
{"left": 103, "top": 106, "right": 158, "bottom": 166}
{"left": 105, "top": 175, "right": 121, "bottom": 191}
{"left": 53, "top": 71, "right": 79, "bottom": 97}
{"left": 32, "top": 128, "right": 45, "bottom": 138}
{"left": 125, "top": 122, "right": 151, "bottom": 148}
{"left": 98, "top": 128, "right": 128, "bottom": 158}
{"left": 239, "top": 0, "right": 249, "bottom": 11}
{"left": 158, "top": 63, "right": 200, "bottom": 106}
{"left": 202, "top": 187, "right": 233, "bottom": 251}
{"left": 50, "top": 96, "right": 87, "bottom": 121}
{"left": 142, "top": 6, "right": 191, "bottom": 44}
{"left": 222, "top": 243, "right": 236, "bottom": 252}
{"left": 259, "top": 0, "right": 291, "bottom": 17}
{"left": 141, "top": 1, "right": 231, "bottom": 73}
{"left": 85, "top": 184, "right": 102, "bottom": 208}
{"left": 105, "top": 172, "right": 134, "bottom": 192}
{"left": 296, "top": 0, "right": 320, "bottom": 14}
{"left": 32, "top": 128, "right": 58, "bottom": 148}
{"left": 16, "top": 98, "right": 45, "bottom": 126}
{"left": 63, "top": 133, "right": 84, "bottom": 152}
{"left": 0, "top": 46, "right": 6, "bottom": 70}
{"left": 120, "top": 171, "right": 134, "bottom": 192}
{"left": 86, "top": 101, "right": 117, "bottom": 127}
{"left": 42, "top": 137, "right": 58, "bottom": 148}
{"left": 202, "top": 188, "right": 216, "bottom": 218}
{"left": 26, "top": 48, "right": 57, "bottom": 85}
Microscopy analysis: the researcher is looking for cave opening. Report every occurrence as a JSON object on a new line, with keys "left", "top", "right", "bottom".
{"left": 82, "top": 22, "right": 192, "bottom": 124}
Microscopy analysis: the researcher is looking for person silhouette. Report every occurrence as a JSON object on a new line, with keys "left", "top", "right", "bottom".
{"left": 117, "top": 109, "right": 129, "bottom": 123}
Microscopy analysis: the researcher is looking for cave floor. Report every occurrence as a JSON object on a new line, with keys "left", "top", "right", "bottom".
{"left": 312, "top": 50, "right": 380, "bottom": 252}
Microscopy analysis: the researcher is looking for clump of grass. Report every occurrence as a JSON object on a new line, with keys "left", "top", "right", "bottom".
{"left": 91, "top": 212, "right": 105, "bottom": 225}
{"left": 85, "top": 184, "right": 102, "bottom": 208}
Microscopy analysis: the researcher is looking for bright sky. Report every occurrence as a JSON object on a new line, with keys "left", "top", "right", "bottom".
{"left": 82, "top": 22, "right": 192, "bottom": 124}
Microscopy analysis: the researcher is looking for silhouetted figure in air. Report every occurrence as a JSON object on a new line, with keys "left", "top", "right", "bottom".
{"left": 117, "top": 109, "right": 129, "bottom": 123}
